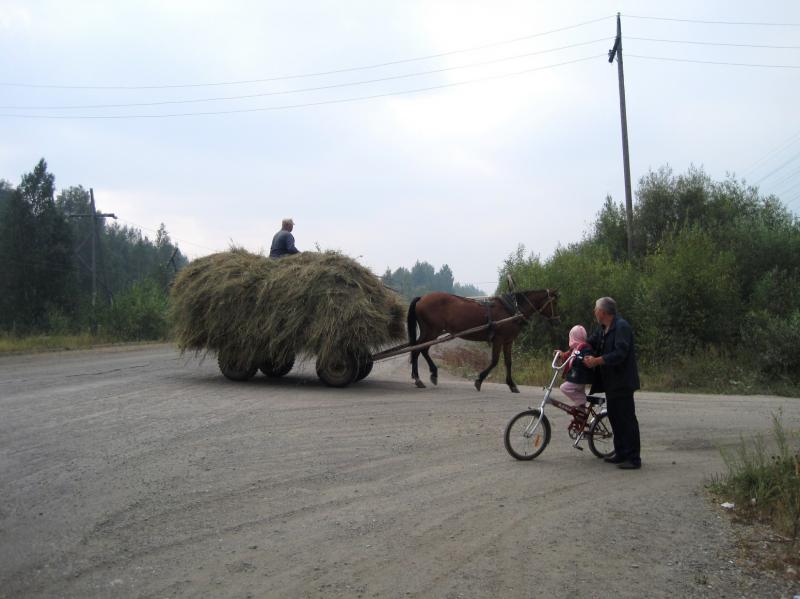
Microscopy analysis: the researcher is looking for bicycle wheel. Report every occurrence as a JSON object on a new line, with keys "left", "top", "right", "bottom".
{"left": 587, "top": 412, "right": 614, "bottom": 458}
{"left": 504, "top": 409, "right": 551, "bottom": 460}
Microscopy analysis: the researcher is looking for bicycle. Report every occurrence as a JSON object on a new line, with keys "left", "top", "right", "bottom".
{"left": 504, "top": 351, "right": 615, "bottom": 460}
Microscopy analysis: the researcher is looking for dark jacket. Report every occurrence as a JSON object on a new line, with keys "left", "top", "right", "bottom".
{"left": 269, "top": 230, "right": 299, "bottom": 258}
{"left": 565, "top": 346, "right": 594, "bottom": 385}
{"left": 588, "top": 316, "right": 640, "bottom": 395}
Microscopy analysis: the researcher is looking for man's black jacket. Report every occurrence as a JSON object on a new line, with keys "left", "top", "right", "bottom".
{"left": 588, "top": 316, "right": 640, "bottom": 395}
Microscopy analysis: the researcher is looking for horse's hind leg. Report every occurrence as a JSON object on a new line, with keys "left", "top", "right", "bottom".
{"left": 421, "top": 349, "right": 438, "bottom": 385}
{"left": 410, "top": 350, "right": 426, "bottom": 388}
{"left": 475, "top": 341, "right": 501, "bottom": 391}
{"left": 503, "top": 341, "right": 519, "bottom": 393}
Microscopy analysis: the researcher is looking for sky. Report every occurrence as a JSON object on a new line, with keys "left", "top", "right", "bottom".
{"left": 2, "top": 0, "right": 800, "bottom": 291}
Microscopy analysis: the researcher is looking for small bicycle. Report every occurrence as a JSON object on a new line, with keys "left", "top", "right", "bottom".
{"left": 504, "top": 351, "right": 615, "bottom": 460}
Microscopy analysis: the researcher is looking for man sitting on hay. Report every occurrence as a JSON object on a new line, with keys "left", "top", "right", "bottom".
{"left": 270, "top": 218, "right": 300, "bottom": 258}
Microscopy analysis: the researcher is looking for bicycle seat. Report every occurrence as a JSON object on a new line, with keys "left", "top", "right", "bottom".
{"left": 586, "top": 395, "right": 605, "bottom": 406}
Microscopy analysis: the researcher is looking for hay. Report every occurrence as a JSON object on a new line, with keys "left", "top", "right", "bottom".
{"left": 170, "top": 249, "right": 406, "bottom": 369}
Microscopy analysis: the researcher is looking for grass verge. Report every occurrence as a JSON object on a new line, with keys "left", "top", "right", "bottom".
{"left": 709, "top": 411, "right": 800, "bottom": 581}
{"left": 438, "top": 344, "right": 800, "bottom": 396}
{"left": 0, "top": 333, "right": 163, "bottom": 354}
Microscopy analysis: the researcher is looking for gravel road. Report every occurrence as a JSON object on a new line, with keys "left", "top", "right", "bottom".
{"left": 1, "top": 344, "right": 798, "bottom": 598}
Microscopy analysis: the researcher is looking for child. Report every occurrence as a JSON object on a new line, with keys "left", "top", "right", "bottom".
{"left": 557, "top": 325, "right": 594, "bottom": 419}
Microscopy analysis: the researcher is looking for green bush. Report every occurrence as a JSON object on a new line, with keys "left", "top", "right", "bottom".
{"left": 637, "top": 228, "right": 740, "bottom": 354}
{"left": 740, "top": 309, "right": 800, "bottom": 380}
{"left": 101, "top": 280, "right": 169, "bottom": 341}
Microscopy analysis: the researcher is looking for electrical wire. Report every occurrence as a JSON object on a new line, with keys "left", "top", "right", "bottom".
{"left": 623, "top": 14, "right": 800, "bottom": 27}
{"left": 753, "top": 150, "right": 800, "bottom": 185}
{"left": 0, "top": 16, "right": 614, "bottom": 90}
{"left": 626, "top": 54, "right": 800, "bottom": 69}
{"left": 115, "top": 219, "right": 220, "bottom": 253}
{"left": 741, "top": 129, "right": 800, "bottom": 179}
{"left": 0, "top": 38, "right": 612, "bottom": 111}
{"left": 766, "top": 164, "right": 800, "bottom": 190}
{"left": 626, "top": 36, "right": 800, "bottom": 50}
{"left": 0, "top": 54, "right": 605, "bottom": 120}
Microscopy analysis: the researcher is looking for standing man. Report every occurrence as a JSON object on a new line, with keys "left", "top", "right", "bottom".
{"left": 269, "top": 218, "right": 300, "bottom": 258}
{"left": 583, "top": 297, "right": 642, "bottom": 470}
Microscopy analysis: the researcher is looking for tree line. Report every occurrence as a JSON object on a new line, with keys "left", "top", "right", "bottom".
{"left": 382, "top": 262, "right": 485, "bottom": 300}
{"left": 499, "top": 165, "right": 800, "bottom": 391}
{"left": 0, "top": 159, "right": 187, "bottom": 339}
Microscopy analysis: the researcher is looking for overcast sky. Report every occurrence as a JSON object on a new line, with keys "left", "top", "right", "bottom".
{"left": 2, "top": 1, "right": 799, "bottom": 290}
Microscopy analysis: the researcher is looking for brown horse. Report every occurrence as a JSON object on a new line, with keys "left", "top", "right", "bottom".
{"left": 407, "top": 289, "right": 559, "bottom": 392}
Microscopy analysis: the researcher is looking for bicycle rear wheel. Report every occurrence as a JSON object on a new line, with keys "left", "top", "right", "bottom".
{"left": 587, "top": 412, "right": 614, "bottom": 458}
{"left": 504, "top": 409, "right": 551, "bottom": 460}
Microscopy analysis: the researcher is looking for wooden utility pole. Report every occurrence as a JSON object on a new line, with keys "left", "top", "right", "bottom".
{"left": 69, "top": 188, "right": 117, "bottom": 331}
{"left": 609, "top": 12, "right": 634, "bottom": 258}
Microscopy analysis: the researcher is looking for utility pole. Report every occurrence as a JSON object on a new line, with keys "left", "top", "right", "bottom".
{"left": 609, "top": 12, "right": 634, "bottom": 259}
{"left": 69, "top": 188, "right": 117, "bottom": 331}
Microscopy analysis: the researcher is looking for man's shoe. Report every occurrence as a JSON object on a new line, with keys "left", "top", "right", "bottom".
{"left": 617, "top": 461, "right": 641, "bottom": 470}
{"left": 604, "top": 455, "right": 626, "bottom": 464}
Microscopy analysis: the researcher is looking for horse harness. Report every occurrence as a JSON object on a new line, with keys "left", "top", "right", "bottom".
{"left": 473, "top": 289, "right": 557, "bottom": 341}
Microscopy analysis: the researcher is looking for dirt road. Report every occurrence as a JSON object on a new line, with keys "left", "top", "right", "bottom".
{"left": 1, "top": 345, "right": 798, "bottom": 598}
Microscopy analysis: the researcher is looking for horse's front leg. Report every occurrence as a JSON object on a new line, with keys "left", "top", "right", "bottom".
{"left": 410, "top": 350, "right": 426, "bottom": 388}
{"left": 503, "top": 341, "right": 519, "bottom": 393}
{"left": 475, "top": 341, "right": 501, "bottom": 391}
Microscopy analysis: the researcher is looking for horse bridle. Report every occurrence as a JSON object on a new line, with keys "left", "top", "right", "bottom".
{"left": 517, "top": 288, "right": 559, "bottom": 322}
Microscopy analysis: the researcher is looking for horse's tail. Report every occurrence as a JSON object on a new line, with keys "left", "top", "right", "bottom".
{"left": 407, "top": 296, "right": 421, "bottom": 346}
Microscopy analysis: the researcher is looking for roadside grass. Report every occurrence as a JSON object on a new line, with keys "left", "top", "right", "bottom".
{"left": 0, "top": 333, "right": 164, "bottom": 354}
{"left": 439, "top": 344, "right": 800, "bottom": 397}
{"left": 709, "top": 412, "right": 800, "bottom": 579}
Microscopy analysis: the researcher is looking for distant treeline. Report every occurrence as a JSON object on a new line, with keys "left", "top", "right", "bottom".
{"left": 500, "top": 165, "right": 800, "bottom": 392}
{"left": 0, "top": 159, "right": 187, "bottom": 339}
{"left": 382, "top": 262, "right": 485, "bottom": 300}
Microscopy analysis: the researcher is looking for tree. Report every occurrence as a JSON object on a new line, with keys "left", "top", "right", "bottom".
{"left": 434, "top": 264, "right": 454, "bottom": 294}
{"left": 0, "top": 160, "right": 75, "bottom": 331}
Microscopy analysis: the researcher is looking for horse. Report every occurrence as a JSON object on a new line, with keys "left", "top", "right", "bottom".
{"left": 406, "top": 289, "right": 560, "bottom": 392}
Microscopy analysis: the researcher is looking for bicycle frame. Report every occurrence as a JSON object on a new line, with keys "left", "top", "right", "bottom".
{"left": 525, "top": 351, "right": 607, "bottom": 450}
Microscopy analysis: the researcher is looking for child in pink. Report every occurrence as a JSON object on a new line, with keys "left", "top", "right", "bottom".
{"left": 557, "top": 325, "right": 594, "bottom": 416}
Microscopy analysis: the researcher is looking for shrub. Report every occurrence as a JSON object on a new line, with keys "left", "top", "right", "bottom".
{"left": 102, "top": 279, "right": 169, "bottom": 340}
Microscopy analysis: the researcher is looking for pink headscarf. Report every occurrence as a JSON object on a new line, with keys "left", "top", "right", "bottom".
{"left": 568, "top": 325, "right": 588, "bottom": 350}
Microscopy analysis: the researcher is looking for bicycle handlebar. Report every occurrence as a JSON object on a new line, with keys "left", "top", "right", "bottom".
{"left": 551, "top": 350, "right": 568, "bottom": 370}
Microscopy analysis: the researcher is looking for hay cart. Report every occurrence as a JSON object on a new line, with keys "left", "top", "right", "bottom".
{"left": 171, "top": 250, "right": 407, "bottom": 389}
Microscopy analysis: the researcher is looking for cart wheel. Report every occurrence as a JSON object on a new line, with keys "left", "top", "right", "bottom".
{"left": 218, "top": 354, "right": 258, "bottom": 382}
{"left": 354, "top": 354, "right": 373, "bottom": 382}
{"left": 504, "top": 409, "right": 551, "bottom": 460}
{"left": 316, "top": 353, "right": 358, "bottom": 387}
{"left": 260, "top": 354, "right": 295, "bottom": 378}
{"left": 587, "top": 411, "right": 615, "bottom": 458}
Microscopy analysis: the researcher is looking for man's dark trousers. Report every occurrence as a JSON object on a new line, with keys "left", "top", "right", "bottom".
{"left": 607, "top": 391, "right": 640, "bottom": 463}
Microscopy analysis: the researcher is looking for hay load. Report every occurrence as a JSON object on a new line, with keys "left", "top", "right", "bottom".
{"left": 170, "top": 249, "right": 406, "bottom": 386}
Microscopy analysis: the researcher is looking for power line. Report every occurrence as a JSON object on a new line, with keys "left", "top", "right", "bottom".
{"left": 626, "top": 54, "right": 800, "bottom": 69}
{"left": 623, "top": 14, "right": 800, "bottom": 27}
{"left": 741, "top": 129, "right": 800, "bottom": 179}
{"left": 0, "top": 16, "right": 613, "bottom": 90}
{"left": 0, "top": 38, "right": 612, "bottom": 111}
{"left": 116, "top": 219, "right": 220, "bottom": 253}
{"left": 627, "top": 36, "right": 800, "bottom": 50}
{"left": 767, "top": 164, "right": 800, "bottom": 190}
{"left": 0, "top": 54, "right": 605, "bottom": 120}
{"left": 774, "top": 179, "right": 800, "bottom": 196}
{"left": 753, "top": 150, "right": 800, "bottom": 185}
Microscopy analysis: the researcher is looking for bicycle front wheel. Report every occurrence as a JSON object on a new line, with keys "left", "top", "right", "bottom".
{"left": 504, "top": 409, "right": 551, "bottom": 460}
{"left": 587, "top": 412, "right": 614, "bottom": 458}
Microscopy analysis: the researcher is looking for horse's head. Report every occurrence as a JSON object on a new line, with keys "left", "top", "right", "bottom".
{"left": 518, "top": 288, "right": 560, "bottom": 325}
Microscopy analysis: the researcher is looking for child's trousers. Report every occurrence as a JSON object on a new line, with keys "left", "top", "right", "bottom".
{"left": 559, "top": 381, "right": 587, "bottom": 408}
